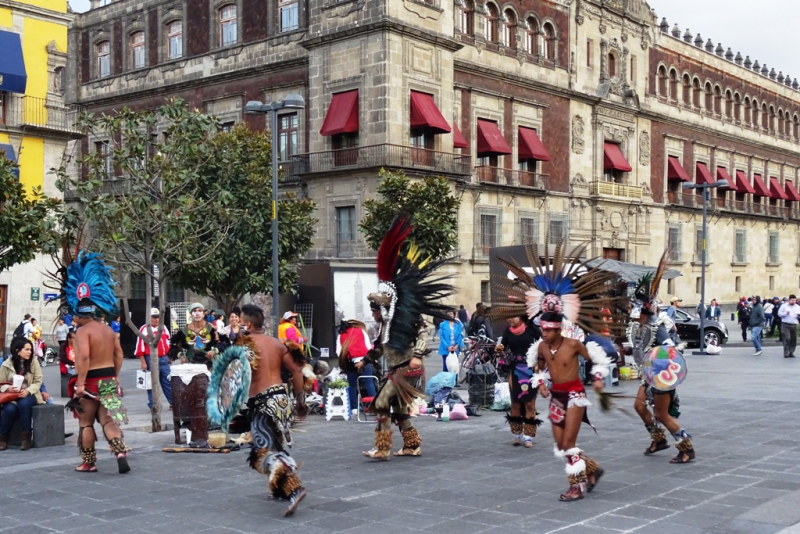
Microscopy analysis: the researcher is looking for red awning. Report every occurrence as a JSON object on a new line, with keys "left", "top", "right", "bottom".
{"left": 735, "top": 170, "right": 756, "bottom": 194}
{"left": 476, "top": 119, "right": 512, "bottom": 156}
{"left": 752, "top": 174, "right": 770, "bottom": 197}
{"left": 717, "top": 167, "right": 735, "bottom": 189}
{"left": 770, "top": 177, "right": 788, "bottom": 200}
{"left": 452, "top": 123, "right": 468, "bottom": 148}
{"left": 320, "top": 90, "right": 359, "bottom": 136}
{"left": 786, "top": 180, "right": 800, "bottom": 202}
{"left": 410, "top": 91, "right": 451, "bottom": 134}
{"left": 695, "top": 162, "right": 714, "bottom": 185}
{"left": 603, "top": 142, "right": 632, "bottom": 172}
{"left": 517, "top": 127, "right": 551, "bottom": 161}
{"left": 667, "top": 156, "right": 690, "bottom": 181}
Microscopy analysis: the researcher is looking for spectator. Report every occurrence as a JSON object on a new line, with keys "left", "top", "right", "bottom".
{"left": 226, "top": 307, "right": 243, "bottom": 342}
{"left": 63, "top": 313, "right": 73, "bottom": 330}
{"left": 770, "top": 297, "right": 782, "bottom": 340}
{"left": 764, "top": 299, "right": 775, "bottom": 332}
{"left": 749, "top": 296, "right": 765, "bottom": 356}
{"left": 59, "top": 331, "right": 76, "bottom": 377}
{"left": 205, "top": 309, "right": 215, "bottom": 324}
{"left": 12, "top": 314, "right": 32, "bottom": 339}
{"left": 0, "top": 338, "right": 45, "bottom": 451}
{"left": 705, "top": 299, "right": 721, "bottom": 321}
{"left": 55, "top": 318, "right": 70, "bottom": 351}
{"left": 336, "top": 320, "right": 376, "bottom": 415}
{"left": 135, "top": 308, "right": 173, "bottom": 409}
{"left": 737, "top": 300, "right": 751, "bottom": 342}
{"left": 213, "top": 312, "right": 225, "bottom": 332}
{"left": 778, "top": 295, "right": 800, "bottom": 358}
{"left": 278, "top": 311, "right": 306, "bottom": 344}
{"left": 457, "top": 304, "right": 470, "bottom": 325}
{"left": 666, "top": 297, "right": 681, "bottom": 321}
{"left": 110, "top": 316, "right": 121, "bottom": 338}
{"left": 437, "top": 310, "right": 465, "bottom": 373}
{"left": 29, "top": 319, "right": 43, "bottom": 360}
{"left": 468, "top": 303, "right": 495, "bottom": 340}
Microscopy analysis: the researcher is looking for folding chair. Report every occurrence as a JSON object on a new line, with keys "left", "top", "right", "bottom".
{"left": 356, "top": 375, "right": 379, "bottom": 423}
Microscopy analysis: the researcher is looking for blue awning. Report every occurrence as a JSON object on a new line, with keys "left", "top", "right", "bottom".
{"left": 0, "top": 31, "right": 27, "bottom": 94}
{"left": 0, "top": 143, "right": 20, "bottom": 179}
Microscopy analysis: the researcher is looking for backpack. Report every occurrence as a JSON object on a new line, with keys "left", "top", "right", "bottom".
{"left": 12, "top": 321, "right": 26, "bottom": 339}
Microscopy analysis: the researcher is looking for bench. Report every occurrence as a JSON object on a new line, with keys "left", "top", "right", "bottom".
{"left": 8, "top": 403, "right": 66, "bottom": 448}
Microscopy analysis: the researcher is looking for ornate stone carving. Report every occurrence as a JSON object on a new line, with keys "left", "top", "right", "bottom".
{"left": 572, "top": 173, "right": 587, "bottom": 186}
{"left": 639, "top": 131, "right": 650, "bottom": 166}
{"left": 572, "top": 115, "right": 585, "bottom": 154}
{"left": 610, "top": 231, "right": 620, "bottom": 249}
{"left": 576, "top": 14, "right": 584, "bottom": 25}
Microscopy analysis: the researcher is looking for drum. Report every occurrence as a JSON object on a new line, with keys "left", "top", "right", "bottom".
{"left": 170, "top": 364, "right": 211, "bottom": 445}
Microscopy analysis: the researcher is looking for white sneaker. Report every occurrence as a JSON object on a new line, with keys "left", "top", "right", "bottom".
{"left": 754, "top": 351, "right": 762, "bottom": 356}
{"left": 351, "top": 409, "right": 359, "bottom": 415}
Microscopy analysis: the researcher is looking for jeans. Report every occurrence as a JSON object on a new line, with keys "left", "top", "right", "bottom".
{"left": 740, "top": 323, "right": 748, "bottom": 341}
{"left": 346, "top": 363, "right": 377, "bottom": 410}
{"left": 781, "top": 323, "right": 797, "bottom": 357}
{"left": 0, "top": 394, "right": 38, "bottom": 434}
{"left": 751, "top": 326, "right": 763, "bottom": 351}
{"left": 144, "top": 355, "right": 173, "bottom": 408}
{"left": 765, "top": 316, "right": 773, "bottom": 330}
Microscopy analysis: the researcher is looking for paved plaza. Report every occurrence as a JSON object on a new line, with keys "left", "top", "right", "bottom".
{"left": 2, "top": 341, "right": 800, "bottom": 534}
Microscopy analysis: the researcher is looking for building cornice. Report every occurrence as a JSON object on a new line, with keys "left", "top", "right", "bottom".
{"left": 0, "top": 0, "right": 73, "bottom": 24}
{"left": 75, "top": 57, "right": 308, "bottom": 108}
{"left": 301, "top": 19, "right": 464, "bottom": 53}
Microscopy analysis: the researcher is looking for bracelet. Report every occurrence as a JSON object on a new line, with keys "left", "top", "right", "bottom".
{"left": 76, "top": 383, "right": 84, "bottom": 387}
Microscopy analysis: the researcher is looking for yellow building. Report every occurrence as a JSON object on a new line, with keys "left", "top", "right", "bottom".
{"left": 0, "top": 0, "right": 78, "bottom": 348}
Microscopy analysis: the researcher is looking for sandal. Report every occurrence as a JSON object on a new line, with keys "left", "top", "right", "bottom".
{"left": 75, "top": 463, "right": 97, "bottom": 473}
{"left": 669, "top": 450, "right": 695, "bottom": 464}
{"left": 362, "top": 448, "right": 390, "bottom": 461}
{"left": 524, "top": 440, "right": 533, "bottom": 449}
{"left": 644, "top": 439, "right": 670, "bottom": 455}
{"left": 393, "top": 447, "right": 422, "bottom": 457}
{"left": 559, "top": 486, "right": 584, "bottom": 502}
{"left": 513, "top": 438, "right": 521, "bottom": 447}
{"left": 587, "top": 468, "right": 604, "bottom": 493}
{"left": 117, "top": 453, "right": 131, "bottom": 474}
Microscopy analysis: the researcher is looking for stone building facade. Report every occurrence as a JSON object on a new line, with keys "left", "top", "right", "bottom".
{"left": 66, "top": 0, "right": 800, "bottom": 311}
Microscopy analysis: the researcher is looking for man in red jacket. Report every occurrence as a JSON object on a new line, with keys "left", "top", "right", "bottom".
{"left": 337, "top": 320, "right": 377, "bottom": 415}
{"left": 135, "top": 308, "right": 172, "bottom": 409}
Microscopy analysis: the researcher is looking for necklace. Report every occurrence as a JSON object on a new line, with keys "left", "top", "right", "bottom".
{"left": 547, "top": 338, "right": 564, "bottom": 356}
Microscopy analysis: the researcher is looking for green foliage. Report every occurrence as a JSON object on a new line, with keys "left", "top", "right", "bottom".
{"left": 0, "top": 157, "right": 62, "bottom": 272}
{"left": 169, "top": 123, "right": 317, "bottom": 314}
{"left": 328, "top": 377, "right": 349, "bottom": 389}
{"left": 359, "top": 169, "right": 460, "bottom": 261}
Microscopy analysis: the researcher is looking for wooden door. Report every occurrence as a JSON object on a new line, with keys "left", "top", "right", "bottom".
{"left": 603, "top": 248, "right": 622, "bottom": 261}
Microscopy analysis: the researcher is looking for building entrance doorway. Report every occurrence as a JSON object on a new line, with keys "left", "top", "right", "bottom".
{"left": 603, "top": 248, "right": 624, "bottom": 261}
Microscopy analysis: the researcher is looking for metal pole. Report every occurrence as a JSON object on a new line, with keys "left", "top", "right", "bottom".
{"left": 699, "top": 187, "right": 708, "bottom": 352}
{"left": 271, "top": 105, "right": 280, "bottom": 337}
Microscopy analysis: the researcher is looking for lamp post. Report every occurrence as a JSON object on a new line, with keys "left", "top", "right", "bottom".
{"left": 681, "top": 179, "right": 729, "bottom": 353}
{"left": 245, "top": 93, "right": 306, "bottom": 336}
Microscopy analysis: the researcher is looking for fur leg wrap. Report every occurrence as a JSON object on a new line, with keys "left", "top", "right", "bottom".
{"left": 554, "top": 444, "right": 567, "bottom": 461}
{"left": 509, "top": 422, "right": 523, "bottom": 437}
{"left": 375, "top": 429, "right": 393, "bottom": 453}
{"left": 506, "top": 414, "right": 524, "bottom": 437}
{"left": 265, "top": 452, "right": 300, "bottom": 499}
{"left": 80, "top": 447, "right": 97, "bottom": 464}
{"left": 565, "top": 448, "right": 587, "bottom": 489}
{"left": 281, "top": 471, "right": 303, "bottom": 497}
{"left": 523, "top": 417, "right": 541, "bottom": 438}
{"left": 580, "top": 453, "right": 600, "bottom": 476}
{"left": 675, "top": 438, "right": 694, "bottom": 453}
{"left": 400, "top": 427, "right": 421, "bottom": 449}
{"left": 649, "top": 425, "right": 667, "bottom": 443}
{"left": 108, "top": 437, "right": 126, "bottom": 455}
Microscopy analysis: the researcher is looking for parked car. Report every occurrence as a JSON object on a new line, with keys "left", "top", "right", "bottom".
{"left": 659, "top": 306, "right": 728, "bottom": 347}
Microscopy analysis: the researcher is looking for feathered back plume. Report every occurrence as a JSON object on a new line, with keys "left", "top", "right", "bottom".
{"left": 649, "top": 250, "right": 670, "bottom": 301}
{"left": 60, "top": 250, "right": 118, "bottom": 317}
{"left": 376, "top": 215, "right": 412, "bottom": 282}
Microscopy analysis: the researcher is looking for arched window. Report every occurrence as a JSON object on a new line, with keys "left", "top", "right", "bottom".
{"left": 778, "top": 110, "right": 785, "bottom": 135}
{"left": 794, "top": 114, "right": 799, "bottom": 140}
{"left": 484, "top": 3, "right": 499, "bottom": 42}
{"left": 713, "top": 85, "right": 722, "bottom": 115}
{"left": 523, "top": 17, "right": 538, "bottom": 55}
{"left": 752, "top": 99, "right": 759, "bottom": 128}
{"left": 218, "top": 4, "right": 237, "bottom": 47}
{"left": 96, "top": 41, "right": 110, "bottom": 78}
{"left": 129, "top": 31, "right": 145, "bottom": 69}
{"left": 668, "top": 69, "right": 678, "bottom": 101}
{"left": 762, "top": 103, "right": 769, "bottom": 130}
{"left": 682, "top": 74, "right": 691, "bottom": 105}
{"left": 744, "top": 96, "right": 751, "bottom": 124}
{"left": 704, "top": 82, "right": 713, "bottom": 111}
{"left": 769, "top": 105, "right": 776, "bottom": 132}
{"left": 725, "top": 89, "right": 733, "bottom": 118}
{"left": 608, "top": 53, "right": 617, "bottom": 78}
{"left": 692, "top": 78, "right": 701, "bottom": 108}
{"left": 501, "top": 9, "right": 516, "bottom": 48}
{"left": 657, "top": 65, "right": 667, "bottom": 96}
{"left": 734, "top": 93, "right": 741, "bottom": 121}
{"left": 167, "top": 20, "right": 182, "bottom": 59}
{"left": 541, "top": 22, "right": 555, "bottom": 61}
{"left": 458, "top": 0, "right": 474, "bottom": 35}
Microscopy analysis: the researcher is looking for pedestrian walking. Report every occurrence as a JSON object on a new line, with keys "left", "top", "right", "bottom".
{"left": 749, "top": 296, "right": 765, "bottom": 356}
{"left": 763, "top": 299, "right": 774, "bottom": 331}
{"left": 55, "top": 318, "right": 70, "bottom": 351}
{"left": 737, "top": 300, "right": 751, "bottom": 342}
{"left": 437, "top": 310, "right": 465, "bottom": 373}
{"left": 135, "top": 308, "right": 173, "bottom": 409}
{"left": 770, "top": 297, "right": 782, "bottom": 339}
{"left": 457, "top": 304, "right": 470, "bottom": 324}
{"left": 778, "top": 295, "right": 800, "bottom": 358}
{"left": 705, "top": 299, "right": 721, "bottom": 321}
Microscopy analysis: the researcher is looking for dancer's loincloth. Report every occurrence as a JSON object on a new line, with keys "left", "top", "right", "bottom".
{"left": 381, "top": 360, "right": 425, "bottom": 408}
{"left": 548, "top": 379, "right": 592, "bottom": 430}
{"left": 66, "top": 367, "right": 129, "bottom": 426}
{"left": 247, "top": 384, "right": 293, "bottom": 453}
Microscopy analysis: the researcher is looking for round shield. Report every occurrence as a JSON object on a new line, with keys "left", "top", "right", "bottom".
{"left": 207, "top": 345, "right": 252, "bottom": 428}
{"left": 642, "top": 345, "right": 687, "bottom": 391}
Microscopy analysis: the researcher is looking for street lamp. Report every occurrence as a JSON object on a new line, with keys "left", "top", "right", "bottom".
{"left": 682, "top": 178, "right": 729, "bottom": 354}
{"left": 245, "top": 93, "right": 306, "bottom": 336}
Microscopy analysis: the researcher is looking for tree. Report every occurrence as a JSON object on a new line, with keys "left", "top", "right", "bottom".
{"left": 0, "top": 156, "right": 62, "bottom": 272}
{"left": 55, "top": 99, "right": 236, "bottom": 431}
{"left": 360, "top": 169, "right": 461, "bottom": 260}
{"left": 170, "top": 123, "right": 317, "bottom": 315}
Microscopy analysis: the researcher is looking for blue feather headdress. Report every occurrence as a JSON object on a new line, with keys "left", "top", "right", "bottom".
{"left": 61, "top": 250, "right": 119, "bottom": 317}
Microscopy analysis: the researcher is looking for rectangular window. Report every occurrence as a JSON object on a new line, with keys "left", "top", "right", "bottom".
{"left": 667, "top": 224, "right": 681, "bottom": 262}
{"left": 336, "top": 206, "right": 356, "bottom": 256}
{"left": 480, "top": 281, "right": 490, "bottom": 304}
{"left": 694, "top": 226, "right": 704, "bottom": 262}
{"left": 586, "top": 39, "right": 593, "bottom": 68}
{"left": 279, "top": 113, "right": 298, "bottom": 162}
{"left": 479, "top": 213, "right": 498, "bottom": 256}
{"left": 165, "top": 280, "right": 185, "bottom": 303}
{"left": 221, "top": 121, "right": 235, "bottom": 133}
{"left": 332, "top": 133, "right": 358, "bottom": 166}
{"left": 735, "top": 276, "right": 741, "bottom": 292}
{"left": 279, "top": 0, "right": 299, "bottom": 32}
{"left": 219, "top": 5, "right": 238, "bottom": 46}
{"left": 168, "top": 21, "right": 183, "bottom": 59}
{"left": 97, "top": 42, "right": 110, "bottom": 78}
{"left": 667, "top": 278, "right": 675, "bottom": 295}
{"left": 519, "top": 215, "right": 539, "bottom": 245}
{"left": 95, "top": 141, "right": 112, "bottom": 176}
{"left": 769, "top": 232, "right": 780, "bottom": 264}
{"left": 695, "top": 277, "right": 701, "bottom": 294}
{"left": 130, "top": 273, "right": 146, "bottom": 300}
{"left": 130, "top": 32, "right": 145, "bottom": 69}
{"left": 548, "top": 214, "right": 569, "bottom": 243}
{"left": 735, "top": 229, "right": 747, "bottom": 263}
{"left": 630, "top": 56, "right": 637, "bottom": 83}
{"left": 770, "top": 276, "right": 775, "bottom": 291}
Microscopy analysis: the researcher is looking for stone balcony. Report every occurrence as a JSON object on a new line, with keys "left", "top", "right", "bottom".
{"left": 589, "top": 180, "right": 643, "bottom": 200}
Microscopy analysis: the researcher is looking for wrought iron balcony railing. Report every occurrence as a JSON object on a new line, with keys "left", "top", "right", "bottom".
{"left": 473, "top": 166, "right": 549, "bottom": 190}
{"left": 1, "top": 95, "right": 82, "bottom": 134}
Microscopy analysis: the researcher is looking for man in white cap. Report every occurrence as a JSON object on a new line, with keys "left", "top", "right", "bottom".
{"left": 180, "top": 302, "right": 216, "bottom": 363}
{"left": 278, "top": 311, "right": 306, "bottom": 344}
{"left": 135, "top": 308, "right": 173, "bottom": 409}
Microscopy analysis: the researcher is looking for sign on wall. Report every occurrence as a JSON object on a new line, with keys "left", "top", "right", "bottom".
{"left": 30, "top": 287, "right": 40, "bottom": 301}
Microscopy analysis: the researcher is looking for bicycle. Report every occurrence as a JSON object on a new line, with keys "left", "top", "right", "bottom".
{"left": 457, "top": 335, "right": 496, "bottom": 384}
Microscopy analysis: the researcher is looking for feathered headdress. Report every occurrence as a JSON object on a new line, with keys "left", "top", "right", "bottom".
{"left": 59, "top": 250, "right": 119, "bottom": 317}
{"left": 368, "top": 215, "right": 455, "bottom": 352}
{"left": 630, "top": 250, "right": 669, "bottom": 319}
{"left": 491, "top": 238, "right": 626, "bottom": 336}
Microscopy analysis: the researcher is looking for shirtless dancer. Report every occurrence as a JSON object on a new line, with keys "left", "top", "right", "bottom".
{"left": 535, "top": 312, "right": 605, "bottom": 502}
{"left": 240, "top": 304, "right": 308, "bottom": 516}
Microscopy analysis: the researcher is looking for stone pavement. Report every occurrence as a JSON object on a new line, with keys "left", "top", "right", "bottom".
{"left": 2, "top": 343, "right": 800, "bottom": 534}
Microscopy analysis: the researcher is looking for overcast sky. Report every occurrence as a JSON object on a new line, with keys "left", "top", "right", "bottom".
{"left": 67, "top": 0, "right": 799, "bottom": 79}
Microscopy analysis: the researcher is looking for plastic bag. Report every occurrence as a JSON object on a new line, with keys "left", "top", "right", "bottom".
{"left": 425, "top": 371, "right": 456, "bottom": 396}
{"left": 494, "top": 382, "right": 510, "bottom": 403}
{"left": 450, "top": 403, "right": 468, "bottom": 420}
{"left": 445, "top": 351, "right": 459, "bottom": 374}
